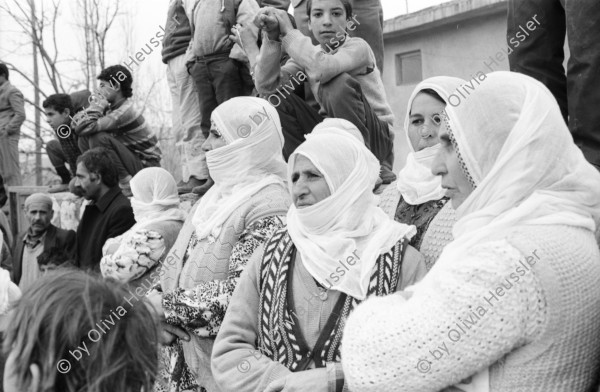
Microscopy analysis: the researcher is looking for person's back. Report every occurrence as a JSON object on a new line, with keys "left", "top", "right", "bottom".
{"left": 2, "top": 269, "right": 158, "bottom": 392}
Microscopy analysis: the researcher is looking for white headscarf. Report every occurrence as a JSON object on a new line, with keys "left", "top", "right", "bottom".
{"left": 440, "top": 71, "right": 600, "bottom": 255}
{"left": 287, "top": 125, "right": 416, "bottom": 300}
{"left": 191, "top": 97, "right": 287, "bottom": 239}
{"left": 397, "top": 76, "right": 467, "bottom": 205}
{"left": 130, "top": 167, "right": 187, "bottom": 229}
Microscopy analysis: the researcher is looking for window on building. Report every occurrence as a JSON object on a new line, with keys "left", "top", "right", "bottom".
{"left": 395, "top": 51, "right": 422, "bottom": 85}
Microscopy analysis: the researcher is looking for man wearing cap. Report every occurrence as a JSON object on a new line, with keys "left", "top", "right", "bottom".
{"left": 12, "top": 193, "right": 76, "bottom": 288}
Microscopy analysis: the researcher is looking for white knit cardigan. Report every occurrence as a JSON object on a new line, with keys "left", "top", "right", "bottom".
{"left": 341, "top": 224, "right": 600, "bottom": 391}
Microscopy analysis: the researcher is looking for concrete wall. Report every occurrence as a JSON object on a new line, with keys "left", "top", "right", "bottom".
{"left": 383, "top": 6, "right": 510, "bottom": 171}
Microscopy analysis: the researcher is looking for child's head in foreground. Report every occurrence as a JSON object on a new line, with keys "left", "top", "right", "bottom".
{"left": 2, "top": 269, "right": 158, "bottom": 392}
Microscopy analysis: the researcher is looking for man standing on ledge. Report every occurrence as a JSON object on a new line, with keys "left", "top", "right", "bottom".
{"left": 75, "top": 148, "right": 135, "bottom": 271}
{"left": 0, "top": 63, "right": 25, "bottom": 187}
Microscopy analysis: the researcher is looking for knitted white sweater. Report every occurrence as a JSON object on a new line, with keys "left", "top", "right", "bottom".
{"left": 341, "top": 225, "right": 600, "bottom": 391}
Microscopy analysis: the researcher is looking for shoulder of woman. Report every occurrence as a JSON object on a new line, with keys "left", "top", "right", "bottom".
{"left": 246, "top": 183, "right": 291, "bottom": 218}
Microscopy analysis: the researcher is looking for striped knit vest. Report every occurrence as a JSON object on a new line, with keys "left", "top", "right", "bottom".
{"left": 257, "top": 228, "right": 404, "bottom": 371}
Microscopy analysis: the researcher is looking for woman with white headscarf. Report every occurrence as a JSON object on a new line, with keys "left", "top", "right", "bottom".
{"left": 211, "top": 121, "right": 427, "bottom": 392}
{"left": 342, "top": 71, "right": 600, "bottom": 392}
{"left": 149, "top": 97, "right": 291, "bottom": 392}
{"left": 100, "top": 167, "right": 186, "bottom": 290}
{"left": 379, "top": 76, "right": 465, "bottom": 268}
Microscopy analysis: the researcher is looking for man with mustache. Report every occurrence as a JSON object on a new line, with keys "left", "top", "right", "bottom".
{"left": 11, "top": 193, "right": 76, "bottom": 288}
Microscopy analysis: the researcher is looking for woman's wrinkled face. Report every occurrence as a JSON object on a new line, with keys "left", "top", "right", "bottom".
{"left": 291, "top": 155, "right": 331, "bottom": 208}
{"left": 431, "top": 122, "right": 475, "bottom": 209}
{"left": 408, "top": 92, "right": 446, "bottom": 151}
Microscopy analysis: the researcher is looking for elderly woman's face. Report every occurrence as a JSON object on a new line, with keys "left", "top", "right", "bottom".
{"left": 408, "top": 92, "right": 446, "bottom": 151}
{"left": 291, "top": 155, "right": 331, "bottom": 208}
{"left": 432, "top": 126, "right": 475, "bottom": 209}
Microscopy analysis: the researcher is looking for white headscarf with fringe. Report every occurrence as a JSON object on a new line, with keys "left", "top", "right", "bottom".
{"left": 441, "top": 71, "right": 600, "bottom": 249}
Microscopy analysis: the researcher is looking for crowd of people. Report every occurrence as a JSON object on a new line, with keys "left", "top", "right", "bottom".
{"left": 1, "top": 0, "right": 599, "bottom": 391}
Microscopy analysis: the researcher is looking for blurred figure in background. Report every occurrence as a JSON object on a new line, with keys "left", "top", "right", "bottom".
{"left": 0, "top": 63, "right": 25, "bottom": 187}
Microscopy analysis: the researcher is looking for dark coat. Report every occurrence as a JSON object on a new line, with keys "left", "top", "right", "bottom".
{"left": 12, "top": 224, "right": 76, "bottom": 284}
{"left": 76, "top": 187, "right": 135, "bottom": 271}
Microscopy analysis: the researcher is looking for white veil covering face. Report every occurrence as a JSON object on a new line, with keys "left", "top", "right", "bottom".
{"left": 396, "top": 76, "right": 467, "bottom": 205}
{"left": 191, "top": 97, "right": 287, "bottom": 239}
{"left": 286, "top": 124, "right": 416, "bottom": 301}
{"left": 130, "top": 167, "right": 187, "bottom": 230}
{"left": 441, "top": 71, "right": 600, "bottom": 249}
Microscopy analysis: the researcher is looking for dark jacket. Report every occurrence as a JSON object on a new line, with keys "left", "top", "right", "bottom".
{"left": 12, "top": 224, "right": 76, "bottom": 284}
{"left": 161, "top": 0, "right": 192, "bottom": 64}
{"left": 76, "top": 187, "right": 135, "bottom": 271}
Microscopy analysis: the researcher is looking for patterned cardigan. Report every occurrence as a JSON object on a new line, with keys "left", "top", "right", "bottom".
{"left": 153, "top": 183, "right": 291, "bottom": 392}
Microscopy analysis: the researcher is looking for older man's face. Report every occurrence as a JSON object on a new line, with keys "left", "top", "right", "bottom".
{"left": 26, "top": 202, "right": 53, "bottom": 236}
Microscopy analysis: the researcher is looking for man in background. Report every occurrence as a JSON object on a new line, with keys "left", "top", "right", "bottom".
{"left": 75, "top": 148, "right": 135, "bottom": 271}
{"left": 0, "top": 63, "right": 25, "bottom": 187}
{"left": 12, "top": 193, "right": 76, "bottom": 288}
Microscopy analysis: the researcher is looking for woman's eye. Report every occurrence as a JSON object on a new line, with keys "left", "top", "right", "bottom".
{"left": 291, "top": 174, "right": 299, "bottom": 183}
{"left": 432, "top": 114, "right": 442, "bottom": 126}
{"left": 411, "top": 119, "right": 423, "bottom": 126}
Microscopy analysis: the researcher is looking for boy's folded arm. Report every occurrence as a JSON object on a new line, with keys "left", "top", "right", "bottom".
{"left": 254, "top": 35, "right": 296, "bottom": 94}
{"left": 72, "top": 108, "right": 103, "bottom": 136}
{"left": 282, "top": 30, "right": 372, "bottom": 85}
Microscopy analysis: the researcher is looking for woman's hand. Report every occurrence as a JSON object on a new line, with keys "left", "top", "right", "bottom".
{"left": 264, "top": 368, "right": 329, "bottom": 392}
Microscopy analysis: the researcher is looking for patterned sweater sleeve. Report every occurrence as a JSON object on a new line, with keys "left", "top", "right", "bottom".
{"left": 100, "top": 229, "right": 167, "bottom": 283}
{"left": 162, "top": 215, "right": 286, "bottom": 337}
{"left": 341, "top": 240, "right": 547, "bottom": 392}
